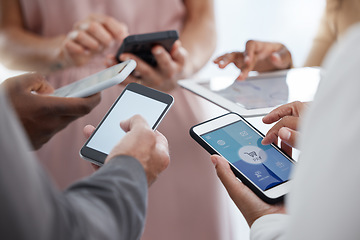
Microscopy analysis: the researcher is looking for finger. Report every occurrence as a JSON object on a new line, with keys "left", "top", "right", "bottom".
{"left": 262, "top": 116, "right": 298, "bottom": 145}
{"left": 168, "top": 40, "right": 186, "bottom": 67}
{"left": 120, "top": 114, "right": 150, "bottom": 133}
{"left": 269, "top": 46, "right": 292, "bottom": 69}
{"left": 262, "top": 101, "right": 304, "bottom": 124}
{"left": 91, "top": 163, "right": 100, "bottom": 170}
{"left": 83, "top": 124, "right": 96, "bottom": 139}
{"left": 83, "top": 21, "right": 114, "bottom": 47}
{"left": 280, "top": 140, "right": 293, "bottom": 157}
{"left": 278, "top": 127, "right": 298, "bottom": 149}
{"left": 240, "top": 41, "right": 259, "bottom": 80}
{"left": 64, "top": 39, "right": 90, "bottom": 56}
{"left": 9, "top": 73, "right": 54, "bottom": 94}
{"left": 72, "top": 30, "right": 102, "bottom": 51}
{"left": 45, "top": 93, "right": 101, "bottom": 116}
{"left": 90, "top": 15, "right": 129, "bottom": 41}
{"left": 152, "top": 45, "right": 175, "bottom": 77}
{"left": 211, "top": 155, "right": 258, "bottom": 207}
{"left": 120, "top": 53, "right": 161, "bottom": 86}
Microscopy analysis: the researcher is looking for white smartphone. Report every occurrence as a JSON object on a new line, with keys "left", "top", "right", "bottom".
{"left": 190, "top": 112, "right": 295, "bottom": 204}
{"left": 80, "top": 82, "right": 174, "bottom": 166}
{"left": 51, "top": 60, "right": 136, "bottom": 98}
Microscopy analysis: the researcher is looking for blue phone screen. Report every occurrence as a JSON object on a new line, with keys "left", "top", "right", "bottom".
{"left": 201, "top": 120, "right": 293, "bottom": 191}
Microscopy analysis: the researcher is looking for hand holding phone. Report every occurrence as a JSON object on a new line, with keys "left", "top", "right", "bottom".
{"left": 80, "top": 83, "right": 174, "bottom": 166}
{"left": 190, "top": 112, "right": 295, "bottom": 204}
{"left": 116, "top": 30, "right": 179, "bottom": 67}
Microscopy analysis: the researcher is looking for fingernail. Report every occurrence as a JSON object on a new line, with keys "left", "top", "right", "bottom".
{"left": 279, "top": 127, "right": 291, "bottom": 141}
{"left": 244, "top": 56, "right": 250, "bottom": 63}
{"left": 210, "top": 156, "right": 218, "bottom": 167}
{"left": 272, "top": 52, "right": 281, "bottom": 61}
{"left": 219, "top": 60, "right": 225, "bottom": 65}
{"left": 153, "top": 48, "right": 162, "bottom": 55}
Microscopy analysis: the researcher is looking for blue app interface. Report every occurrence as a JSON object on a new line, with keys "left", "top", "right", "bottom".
{"left": 201, "top": 120, "right": 293, "bottom": 191}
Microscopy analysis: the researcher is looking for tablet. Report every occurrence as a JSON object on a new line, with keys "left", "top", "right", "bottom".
{"left": 179, "top": 67, "right": 321, "bottom": 117}
{"left": 80, "top": 83, "right": 174, "bottom": 166}
{"left": 51, "top": 60, "right": 136, "bottom": 98}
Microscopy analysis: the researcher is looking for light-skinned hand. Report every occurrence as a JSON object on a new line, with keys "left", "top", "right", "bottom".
{"left": 83, "top": 115, "right": 170, "bottom": 186}
{"left": 261, "top": 101, "right": 309, "bottom": 156}
{"left": 214, "top": 40, "right": 292, "bottom": 80}
{"left": 107, "top": 40, "right": 190, "bottom": 92}
{"left": 59, "top": 14, "right": 128, "bottom": 68}
{"left": 211, "top": 154, "right": 285, "bottom": 227}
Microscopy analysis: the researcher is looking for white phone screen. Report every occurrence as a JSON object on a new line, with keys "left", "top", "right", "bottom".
{"left": 87, "top": 89, "right": 167, "bottom": 154}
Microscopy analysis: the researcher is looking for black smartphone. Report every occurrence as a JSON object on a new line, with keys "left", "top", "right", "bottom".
{"left": 80, "top": 83, "right": 174, "bottom": 166}
{"left": 190, "top": 112, "right": 296, "bottom": 204}
{"left": 116, "top": 30, "right": 179, "bottom": 67}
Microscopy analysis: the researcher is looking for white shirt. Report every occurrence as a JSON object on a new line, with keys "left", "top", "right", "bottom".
{"left": 250, "top": 23, "right": 360, "bottom": 240}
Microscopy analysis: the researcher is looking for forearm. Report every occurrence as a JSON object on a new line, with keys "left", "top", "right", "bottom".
{"left": 0, "top": 27, "right": 66, "bottom": 72}
{"left": 180, "top": 0, "right": 216, "bottom": 77}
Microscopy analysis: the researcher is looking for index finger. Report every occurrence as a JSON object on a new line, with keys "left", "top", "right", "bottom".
{"left": 95, "top": 15, "right": 128, "bottom": 41}
{"left": 262, "top": 101, "right": 304, "bottom": 124}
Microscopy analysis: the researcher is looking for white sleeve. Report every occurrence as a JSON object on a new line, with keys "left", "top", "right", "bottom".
{"left": 250, "top": 214, "right": 289, "bottom": 240}
{"left": 251, "top": 23, "right": 360, "bottom": 240}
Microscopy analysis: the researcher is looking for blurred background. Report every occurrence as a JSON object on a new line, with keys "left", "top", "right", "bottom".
{"left": 0, "top": 0, "right": 326, "bottom": 83}
{"left": 0, "top": 0, "right": 326, "bottom": 239}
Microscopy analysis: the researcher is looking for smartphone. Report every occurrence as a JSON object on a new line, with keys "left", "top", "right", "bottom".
{"left": 80, "top": 82, "right": 174, "bottom": 166}
{"left": 190, "top": 112, "right": 295, "bottom": 204}
{"left": 116, "top": 30, "right": 179, "bottom": 67}
{"left": 51, "top": 60, "right": 136, "bottom": 98}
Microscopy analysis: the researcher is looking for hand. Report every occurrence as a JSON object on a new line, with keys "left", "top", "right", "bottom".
{"left": 106, "top": 115, "right": 170, "bottom": 186}
{"left": 261, "top": 101, "right": 309, "bottom": 156}
{"left": 59, "top": 14, "right": 128, "bottom": 68}
{"left": 214, "top": 40, "right": 292, "bottom": 80}
{"left": 115, "top": 40, "right": 189, "bottom": 92}
{"left": 2, "top": 73, "right": 101, "bottom": 150}
{"left": 211, "top": 155, "right": 285, "bottom": 227}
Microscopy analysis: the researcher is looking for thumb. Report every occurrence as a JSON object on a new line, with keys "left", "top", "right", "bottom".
{"left": 211, "top": 155, "right": 243, "bottom": 194}
{"left": 278, "top": 127, "right": 298, "bottom": 148}
{"left": 270, "top": 48, "right": 292, "bottom": 69}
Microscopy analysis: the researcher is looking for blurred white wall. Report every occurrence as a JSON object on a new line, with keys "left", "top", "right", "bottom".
{"left": 198, "top": 0, "right": 326, "bottom": 79}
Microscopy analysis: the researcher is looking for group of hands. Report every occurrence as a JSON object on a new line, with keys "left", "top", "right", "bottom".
{"left": 3, "top": 13, "right": 307, "bottom": 228}
{"left": 59, "top": 14, "right": 189, "bottom": 92}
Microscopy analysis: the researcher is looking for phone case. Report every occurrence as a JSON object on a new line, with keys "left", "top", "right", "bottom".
{"left": 189, "top": 113, "right": 285, "bottom": 204}
{"left": 116, "top": 30, "right": 179, "bottom": 67}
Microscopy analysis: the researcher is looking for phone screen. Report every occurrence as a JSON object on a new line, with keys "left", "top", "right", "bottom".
{"left": 86, "top": 89, "right": 168, "bottom": 155}
{"left": 200, "top": 120, "right": 293, "bottom": 191}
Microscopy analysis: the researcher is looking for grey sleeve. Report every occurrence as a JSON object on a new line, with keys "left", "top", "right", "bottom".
{"left": 0, "top": 89, "right": 147, "bottom": 240}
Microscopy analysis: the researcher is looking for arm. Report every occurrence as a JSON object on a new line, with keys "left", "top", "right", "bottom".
{"left": 303, "top": 11, "right": 335, "bottom": 67}
{"left": 0, "top": 94, "right": 169, "bottom": 239}
{"left": 0, "top": 0, "right": 128, "bottom": 72}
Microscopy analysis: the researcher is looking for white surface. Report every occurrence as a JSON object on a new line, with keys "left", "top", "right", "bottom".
{"left": 180, "top": 67, "right": 321, "bottom": 117}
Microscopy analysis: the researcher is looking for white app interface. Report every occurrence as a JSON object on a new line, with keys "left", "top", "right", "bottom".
{"left": 87, "top": 90, "right": 167, "bottom": 154}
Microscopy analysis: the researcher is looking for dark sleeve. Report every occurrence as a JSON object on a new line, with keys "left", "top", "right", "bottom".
{"left": 0, "top": 88, "right": 147, "bottom": 240}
